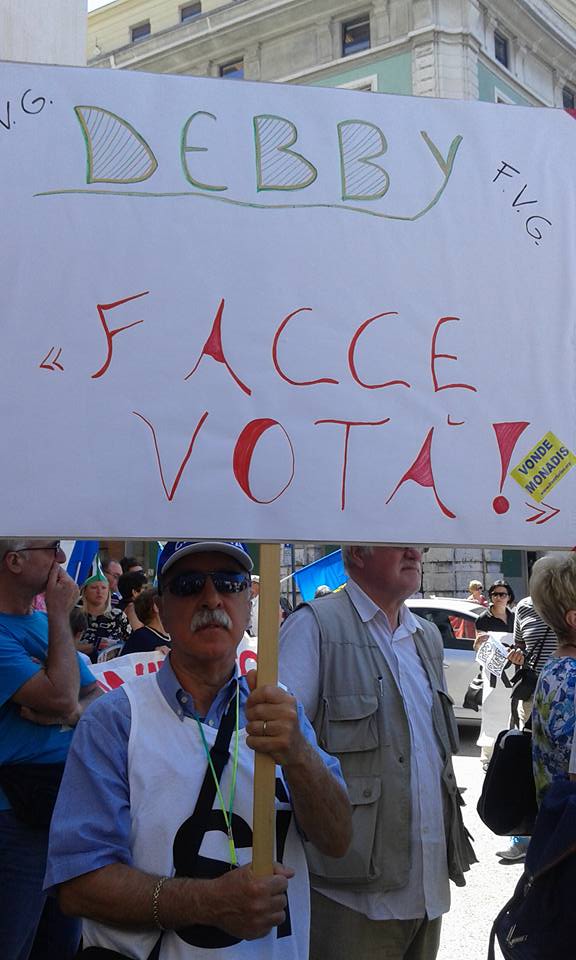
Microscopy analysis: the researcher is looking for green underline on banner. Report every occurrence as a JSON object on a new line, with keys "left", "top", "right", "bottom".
{"left": 33, "top": 186, "right": 450, "bottom": 222}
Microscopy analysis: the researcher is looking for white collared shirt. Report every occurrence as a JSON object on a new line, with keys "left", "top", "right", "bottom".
{"left": 279, "top": 580, "right": 450, "bottom": 921}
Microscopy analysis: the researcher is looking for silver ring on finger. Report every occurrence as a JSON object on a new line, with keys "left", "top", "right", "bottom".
{"left": 262, "top": 720, "right": 268, "bottom": 736}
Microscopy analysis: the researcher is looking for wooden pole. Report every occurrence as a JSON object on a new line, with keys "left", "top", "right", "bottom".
{"left": 251, "top": 542, "right": 281, "bottom": 876}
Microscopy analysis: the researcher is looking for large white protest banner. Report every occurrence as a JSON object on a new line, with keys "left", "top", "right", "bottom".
{"left": 1, "top": 61, "right": 575, "bottom": 546}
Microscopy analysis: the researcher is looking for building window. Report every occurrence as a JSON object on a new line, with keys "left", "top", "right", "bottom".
{"left": 339, "top": 75, "right": 378, "bottom": 93}
{"left": 181, "top": 3, "right": 201, "bottom": 22}
{"left": 494, "top": 31, "right": 509, "bottom": 68}
{"left": 563, "top": 86, "right": 575, "bottom": 109}
{"left": 130, "top": 21, "right": 151, "bottom": 43}
{"left": 342, "top": 15, "right": 371, "bottom": 57}
{"left": 219, "top": 59, "right": 244, "bottom": 80}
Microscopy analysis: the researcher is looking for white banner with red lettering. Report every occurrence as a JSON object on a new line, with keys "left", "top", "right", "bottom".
{"left": 1, "top": 60, "right": 575, "bottom": 546}
{"left": 91, "top": 638, "right": 258, "bottom": 691}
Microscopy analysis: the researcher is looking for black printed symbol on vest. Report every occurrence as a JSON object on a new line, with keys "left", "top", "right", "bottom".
{"left": 173, "top": 809, "right": 250, "bottom": 948}
{"left": 172, "top": 780, "right": 293, "bottom": 949}
{"left": 274, "top": 776, "right": 293, "bottom": 939}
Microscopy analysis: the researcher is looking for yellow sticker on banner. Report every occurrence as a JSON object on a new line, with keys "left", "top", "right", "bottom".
{"left": 510, "top": 432, "right": 576, "bottom": 502}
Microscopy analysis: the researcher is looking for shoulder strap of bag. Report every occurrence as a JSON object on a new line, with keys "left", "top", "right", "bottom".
{"left": 527, "top": 627, "right": 551, "bottom": 671}
{"left": 171, "top": 687, "right": 239, "bottom": 877}
{"left": 190, "top": 687, "right": 239, "bottom": 863}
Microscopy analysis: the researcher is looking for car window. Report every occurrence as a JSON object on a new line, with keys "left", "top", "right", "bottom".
{"left": 416, "top": 609, "right": 476, "bottom": 650}
{"left": 449, "top": 615, "right": 476, "bottom": 641}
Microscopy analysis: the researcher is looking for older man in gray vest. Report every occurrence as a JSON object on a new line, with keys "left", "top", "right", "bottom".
{"left": 279, "top": 544, "right": 476, "bottom": 960}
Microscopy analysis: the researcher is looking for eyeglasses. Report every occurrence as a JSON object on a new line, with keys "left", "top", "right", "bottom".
{"left": 490, "top": 591, "right": 509, "bottom": 598}
{"left": 15, "top": 541, "right": 61, "bottom": 556}
{"left": 165, "top": 571, "right": 250, "bottom": 597}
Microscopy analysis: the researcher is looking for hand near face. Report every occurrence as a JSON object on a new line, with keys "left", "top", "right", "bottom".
{"left": 44, "top": 562, "right": 80, "bottom": 618}
{"left": 244, "top": 670, "right": 306, "bottom": 768}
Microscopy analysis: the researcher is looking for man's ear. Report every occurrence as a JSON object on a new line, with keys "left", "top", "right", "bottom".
{"left": 3, "top": 551, "right": 23, "bottom": 575}
{"left": 565, "top": 610, "right": 576, "bottom": 632}
{"left": 349, "top": 546, "right": 365, "bottom": 570}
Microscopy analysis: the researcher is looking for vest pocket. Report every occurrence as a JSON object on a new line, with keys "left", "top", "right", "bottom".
{"left": 307, "top": 775, "right": 382, "bottom": 882}
{"left": 436, "top": 688, "right": 460, "bottom": 755}
{"left": 319, "top": 694, "right": 379, "bottom": 753}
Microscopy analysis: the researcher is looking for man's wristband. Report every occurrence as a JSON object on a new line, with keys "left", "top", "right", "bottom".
{"left": 152, "top": 876, "right": 169, "bottom": 930}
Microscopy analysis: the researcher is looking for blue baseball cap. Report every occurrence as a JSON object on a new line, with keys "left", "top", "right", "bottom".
{"left": 157, "top": 541, "right": 253, "bottom": 580}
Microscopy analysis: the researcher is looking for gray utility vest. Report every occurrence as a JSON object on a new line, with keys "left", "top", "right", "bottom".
{"left": 303, "top": 590, "right": 476, "bottom": 892}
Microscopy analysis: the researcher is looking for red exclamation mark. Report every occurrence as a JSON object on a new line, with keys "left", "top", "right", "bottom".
{"left": 492, "top": 422, "right": 530, "bottom": 513}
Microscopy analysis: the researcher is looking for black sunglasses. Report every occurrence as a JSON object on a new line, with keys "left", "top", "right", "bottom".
{"left": 165, "top": 571, "right": 251, "bottom": 596}
{"left": 15, "top": 541, "right": 61, "bottom": 556}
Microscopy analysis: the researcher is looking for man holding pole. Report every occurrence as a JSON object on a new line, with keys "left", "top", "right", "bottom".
{"left": 46, "top": 539, "right": 351, "bottom": 959}
{"left": 279, "top": 544, "right": 476, "bottom": 960}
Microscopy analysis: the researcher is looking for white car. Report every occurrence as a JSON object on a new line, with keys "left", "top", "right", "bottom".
{"left": 407, "top": 597, "right": 485, "bottom": 724}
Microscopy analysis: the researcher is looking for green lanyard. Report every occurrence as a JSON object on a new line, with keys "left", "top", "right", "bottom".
{"left": 193, "top": 680, "right": 240, "bottom": 867}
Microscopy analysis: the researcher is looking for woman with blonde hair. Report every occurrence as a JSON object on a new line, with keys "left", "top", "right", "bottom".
{"left": 531, "top": 552, "right": 576, "bottom": 804}
{"left": 467, "top": 579, "right": 487, "bottom": 605}
{"left": 80, "top": 566, "right": 131, "bottom": 663}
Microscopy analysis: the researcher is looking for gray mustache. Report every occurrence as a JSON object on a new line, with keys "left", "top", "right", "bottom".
{"left": 190, "top": 609, "right": 232, "bottom": 632}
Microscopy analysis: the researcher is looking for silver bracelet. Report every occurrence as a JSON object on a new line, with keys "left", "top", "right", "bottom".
{"left": 152, "top": 876, "right": 169, "bottom": 930}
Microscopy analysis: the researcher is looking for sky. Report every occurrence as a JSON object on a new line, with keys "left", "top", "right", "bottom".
{"left": 88, "top": 1, "right": 114, "bottom": 9}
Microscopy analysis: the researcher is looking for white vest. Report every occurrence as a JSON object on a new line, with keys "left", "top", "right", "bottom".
{"left": 82, "top": 676, "right": 310, "bottom": 960}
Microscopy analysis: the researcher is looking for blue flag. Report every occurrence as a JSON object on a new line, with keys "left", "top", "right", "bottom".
{"left": 67, "top": 541, "right": 100, "bottom": 584}
{"left": 293, "top": 549, "right": 346, "bottom": 601}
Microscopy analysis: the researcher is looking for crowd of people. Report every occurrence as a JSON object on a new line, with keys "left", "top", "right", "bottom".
{"left": 58, "top": 556, "right": 170, "bottom": 665}
{"left": 1, "top": 538, "right": 576, "bottom": 960}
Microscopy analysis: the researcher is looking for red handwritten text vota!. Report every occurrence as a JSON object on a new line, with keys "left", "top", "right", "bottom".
{"left": 72, "top": 290, "right": 532, "bottom": 523}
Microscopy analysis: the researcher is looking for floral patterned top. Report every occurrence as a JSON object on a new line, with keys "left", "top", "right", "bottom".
{"left": 532, "top": 655, "right": 576, "bottom": 804}
{"left": 83, "top": 608, "right": 132, "bottom": 664}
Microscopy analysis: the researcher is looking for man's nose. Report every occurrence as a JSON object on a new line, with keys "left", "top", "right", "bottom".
{"left": 405, "top": 545, "right": 423, "bottom": 558}
{"left": 56, "top": 547, "right": 66, "bottom": 564}
{"left": 199, "top": 576, "right": 222, "bottom": 606}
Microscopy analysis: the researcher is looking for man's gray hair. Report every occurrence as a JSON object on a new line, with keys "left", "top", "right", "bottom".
{"left": 341, "top": 545, "right": 374, "bottom": 574}
{"left": 530, "top": 552, "right": 576, "bottom": 640}
{"left": 0, "top": 539, "right": 31, "bottom": 562}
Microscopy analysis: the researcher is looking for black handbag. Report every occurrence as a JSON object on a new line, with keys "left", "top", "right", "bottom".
{"left": 0, "top": 762, "right": 65, "bottom": 827}
{"left": 509, "top": 629, "right": 551, "bottom": 727}
{"left": 463, "top": 670, "right": 483, "bottom": 711}
{"left": 510, "top": 665, "right": 538, "bottom": 703}
{"left": 477, "top": 723, "right": 537, "bottom": 836}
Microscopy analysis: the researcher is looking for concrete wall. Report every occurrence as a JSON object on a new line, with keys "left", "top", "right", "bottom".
{"left": 477, "top": 62, "right": 530, "bottom": 105}
{"left": 310, "top": 52, "right": 412, "bottom": 95}
{"left": 422, "top": 547, "right": 503, "bottom": 598}
{"left": 0, "top": 0, "right": 86, "bottom": 65}
{"left": 88, "top": 0, "right": 187, "bottom": 59}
